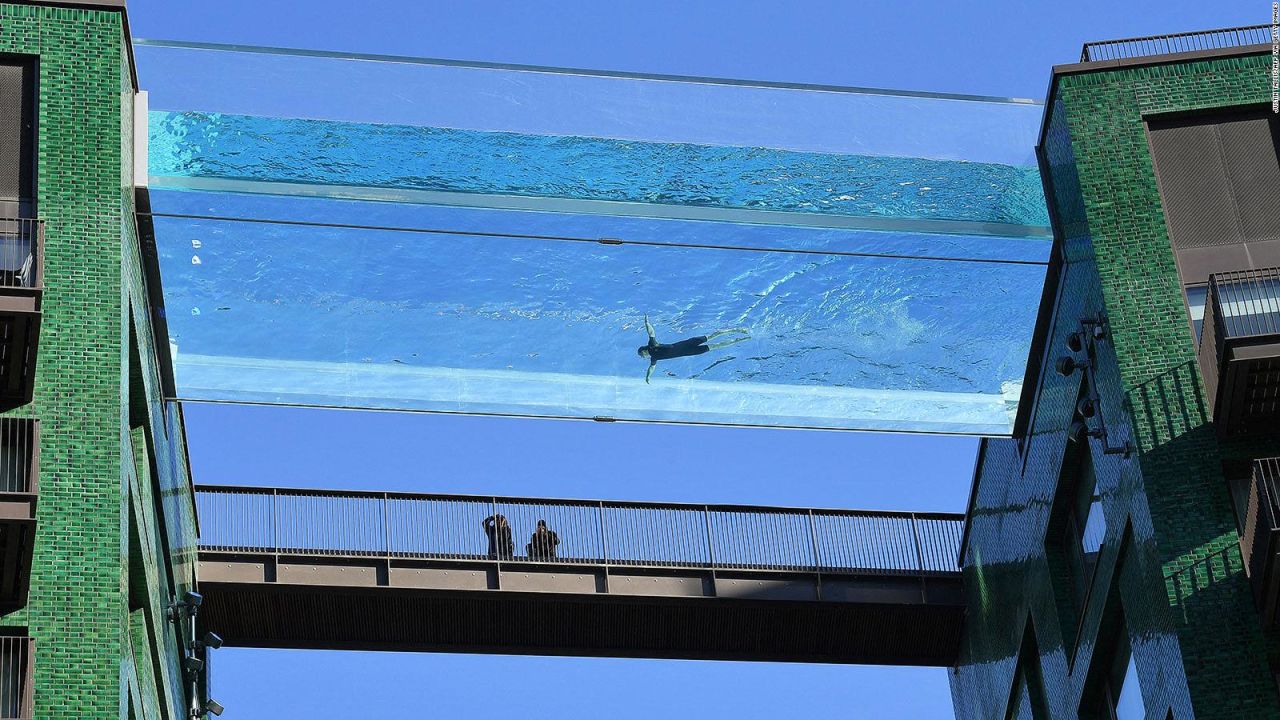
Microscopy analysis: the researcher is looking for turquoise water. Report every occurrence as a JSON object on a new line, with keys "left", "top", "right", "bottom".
{"left": 145, "top": 80, "right": 1048, "bottom": 434}
{"left": 154, "top": 191, "right": 1042, "bottom": 434}
{"left": 150, "top": 111, "right": 1049, "bottom": 227}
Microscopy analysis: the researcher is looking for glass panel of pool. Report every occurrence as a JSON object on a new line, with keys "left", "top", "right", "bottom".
{"left": 136, "top": 41, "right": 1051, "bottom": 434}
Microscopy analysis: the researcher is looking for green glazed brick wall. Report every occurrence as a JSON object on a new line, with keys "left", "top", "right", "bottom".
{"left": 952, "top": 51, "right": 1277, "bottom": 719}
{"left": 0, "top": 4, "right": 197, "bottom": 719}
{"left": 0, "top": 6, "right": 129, "bottom": 719}
{"left": 1061, "top": 52, "right": 1275, "bottom": 720}
{"left": 951, "top": 93, "right": 1198, "bottom": 719}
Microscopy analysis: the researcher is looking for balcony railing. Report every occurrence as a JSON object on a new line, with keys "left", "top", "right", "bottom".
{"left": 0, "top": 221, "right": 39, "bottom": 294}
{"left": 1197, "top": 267, "right": 1280, "bottom": 435}
{"left": 1241, "top": 458, "right": 1280, "bottom": 626}
{"left": 0, "top": 219, "right": 41, "bottom": 408}
{"left": 0, "top": 636, "right": 32, "bottom": 720}
{"left": 1080, "top": 24, "right": 1273, "bottom": 62}
{"left": 0, "top": 418, "right": 37, "bottom": 611}
{"left": 196, "top": 485, "right": 964, "bottom": 576}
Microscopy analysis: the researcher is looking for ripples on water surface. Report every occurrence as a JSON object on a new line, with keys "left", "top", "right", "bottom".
{"left": 151, "top": 111, "right": 1049, "bottom": 227}
{"left": 150, "top": 106, "right": 1047, "bottom": 433}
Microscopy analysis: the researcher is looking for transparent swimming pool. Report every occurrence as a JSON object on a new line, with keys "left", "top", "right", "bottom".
{"left": 150, "top": 111, "right": 1048, "bottom": 228}
{"left": 137, "top": 40, "right": 1050, "bottom": 434}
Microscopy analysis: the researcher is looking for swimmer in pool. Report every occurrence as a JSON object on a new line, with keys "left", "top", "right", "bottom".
{"left": 638, "top": 314, "right": 750, "bottom": 384}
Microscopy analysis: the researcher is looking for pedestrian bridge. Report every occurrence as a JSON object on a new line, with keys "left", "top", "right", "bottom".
{"left": 194, "top": 485, "right": 965, "bottom": 666}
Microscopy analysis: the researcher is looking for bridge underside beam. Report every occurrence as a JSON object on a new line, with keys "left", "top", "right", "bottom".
{"left": 198, "top": 553, "right": 964, "bottom": 666}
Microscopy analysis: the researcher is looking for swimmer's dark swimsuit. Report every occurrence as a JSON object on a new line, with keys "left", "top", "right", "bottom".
{"left": 647, "top": 336, "right": 709, "bottom": 362}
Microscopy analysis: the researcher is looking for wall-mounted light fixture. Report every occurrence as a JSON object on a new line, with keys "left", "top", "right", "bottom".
{"left": 1062, "top": 312, "right": 1134, "bottom": 458}
{"left": 195, "top": 632, "right": 223, "bottom": 651}
{"left": 168, "top": 590, "right": 202, "bottom": 624}
{"left": 1066, "top": 331, "right": 1085, "bottom": 353}
{"left": 1056, "top": 356, "right": 1084, "bottom": 376}
{"left": 1076, "top": 397, "right": 1096, "bottom": 418}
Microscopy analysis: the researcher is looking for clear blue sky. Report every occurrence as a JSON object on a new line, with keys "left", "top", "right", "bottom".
{"left": 132, "top": 1, "right": 1266, "bottom": 717}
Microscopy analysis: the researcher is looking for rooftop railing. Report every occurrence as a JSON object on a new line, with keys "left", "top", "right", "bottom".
{"left": 1080, "top": 24, "right": 1273, "bottom": 63}
{"left": 195, "top": 485, "right": 964, "bottom": 576}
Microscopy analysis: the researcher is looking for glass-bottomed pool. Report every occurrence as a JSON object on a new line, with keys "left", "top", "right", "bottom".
{"left": 138, "top": 40, "right": 1050, "bottom": 434}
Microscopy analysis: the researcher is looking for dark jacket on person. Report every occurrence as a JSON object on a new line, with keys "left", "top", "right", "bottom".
{"left": 528, "top": 527, "right": 560, "bottom": 560}
{"left": 483, "top": 517, "right": 514, "bottom": 559}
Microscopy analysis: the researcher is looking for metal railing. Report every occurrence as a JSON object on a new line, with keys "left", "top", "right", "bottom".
{"left": 1080, "top": 24, "right": 1273, "bottom": 62}
{"left": 195, "top": 485, "right": 964, "bottom": 576}
{"left": 0, "top": 419, "right": 36, "bottom": 495}
{"left": 1242, "top": 458, "right": 1280, "bottom": 587}
{"left": 0, "top": 220, "right": 41, "bottom": 292}
{"left": 0, "top": 636, "right": 32, "bottom": 720}
{"left": 1197, "top": 267, "right": 1280, "bottom": 408}
{"left": 1207, "top": 267, "right": 1280, "bottom": 341}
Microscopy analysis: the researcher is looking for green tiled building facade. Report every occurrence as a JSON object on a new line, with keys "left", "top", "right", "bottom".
{"left": 950, "top": 45, "right": 1280, "bottom": 719}
{"left": 0, "top": 2, "right": 198, "bottom": 719}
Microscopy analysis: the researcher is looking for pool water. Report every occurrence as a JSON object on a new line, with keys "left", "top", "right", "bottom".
{"left": 151, "top": 111, "right": 1049, "bottom": 228}
{"left": 154, "top": 192, "right": 1042, "bottom": 434}
{"left": 140, "top": 43, "right": 1050, "bottom": 435}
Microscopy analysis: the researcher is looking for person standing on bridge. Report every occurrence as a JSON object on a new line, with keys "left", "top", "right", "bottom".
{"left": 637, "top": 314, "right": 750, "bottom": 384}
{"left": 482, "top": 514, "right": 514, "bottom": 560}
{"left": 527, "top": 519, "right": 560, "bottom": 561}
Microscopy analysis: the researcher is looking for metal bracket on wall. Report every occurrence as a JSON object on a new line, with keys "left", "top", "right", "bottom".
{"left": 1059, "top": 313, "right": 1135, "bottom": 459}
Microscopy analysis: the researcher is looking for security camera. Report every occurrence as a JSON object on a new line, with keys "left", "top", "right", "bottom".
{"left": 201, "top": 632, "right": 224, "bottom": 650}
{"left": 183, "top": 656, "right": 204, "bottom": 674}
{"left": 204, "top": 700, "right": 225, "bottom": 717}
{"left": 184, "top": 591, "right": 203, "bottom": 608}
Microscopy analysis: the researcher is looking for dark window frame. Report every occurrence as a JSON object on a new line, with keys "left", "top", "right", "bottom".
{"left": 1005, "top": 617, "right": 1050, "bottom": 720}
{"left": 1146, "top": 103, "right": 1280, "bottom": 287}
{"left": 1078, "top": 525, "right": 1143, "bottom": 720}
{"left": 0, "top": 53, "right": 38, "bottom": 216}
{"left": 1046, "top": 379, "right": 1107, "bottom": 664}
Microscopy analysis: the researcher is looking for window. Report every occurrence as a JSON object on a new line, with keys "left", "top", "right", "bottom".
{"left": 1006, "top": 620, "right": 1048, "bottom": 720}
{"left": 1114, "top": 652, "right": 1145, "bottom": 720}
{"left": 0, "top": 57, "right": 36, "bottom": 217}
{"left": 1082, "top": 630, "right": 1145, "bottom": 720}
{"left": 1080, "top": 476, "right": 1107, "bottom": 587}
{"left": 1149, "top": 108, "right": 1280, "bottom": 286}
{"left": 1080, "top": 533, "right": 1144, "bottom": 720}
{"left": 1009, "top": 673, "right": 1035, "bottom": 720}
{"left": 1185, "top": 285, "right": 1206, "bottom": 343}
{"left": 1046, "top": 384, "right": 1105, "bottom": 655}
{"left": 1188, "top": 276, "right": 1280, "bottom": 348}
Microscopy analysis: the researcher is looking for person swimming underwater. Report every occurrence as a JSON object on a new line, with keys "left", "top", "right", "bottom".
{"left": 638, "top": 315, "right": 750, "bottom": 384}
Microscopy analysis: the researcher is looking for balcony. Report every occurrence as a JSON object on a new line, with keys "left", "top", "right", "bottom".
{"left": 1197, "top": 267, "right": 1280, "bottom": 436}
{"left": 0, "top": 220, "right": 40, "bottom": 408}
{"left": 1240, "top": 458, "right": 1280, "bottom": 626}
{"left": 0, "top": 419, "right": 37, "bottom": 612}
{"left": 0, "top": 636, "right": 32, "bottom": 720}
